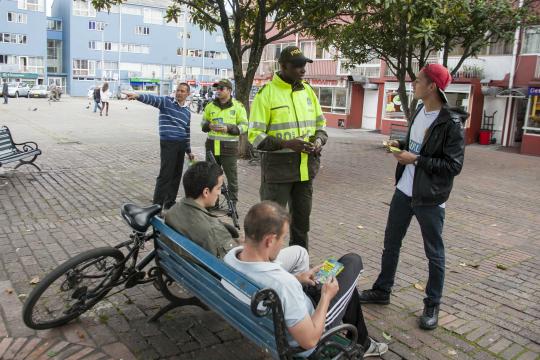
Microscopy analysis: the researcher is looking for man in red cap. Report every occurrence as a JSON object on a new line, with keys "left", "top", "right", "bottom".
{"left": 359, "top": 64, "right": 468, "bottom": 330}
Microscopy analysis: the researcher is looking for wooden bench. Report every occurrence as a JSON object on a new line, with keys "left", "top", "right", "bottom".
{"left": 0, "top": 126, "right": 42, "bottom": 171}
{"left": 389, "top": 123, "right": 408, "bottom": 143}
{"left": 149, "top": 217, "right": 364, "bottom": 359}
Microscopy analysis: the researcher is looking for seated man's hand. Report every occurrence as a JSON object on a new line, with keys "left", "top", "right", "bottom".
{"left": 321, "top": 276, "right": 339, "bottom": 301}
{"left": 124, "top": 92, "right": 138, "bottom": 101}
{"left": 295, "top": 265, "right": 322, "bottom": 286}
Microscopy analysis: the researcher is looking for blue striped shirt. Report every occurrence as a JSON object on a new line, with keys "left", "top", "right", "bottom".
{"left": 138, "top": 94, "right": 191, "bottom": 152}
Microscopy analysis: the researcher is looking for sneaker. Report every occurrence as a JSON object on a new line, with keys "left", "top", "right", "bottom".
{"left": 419, "top": 304, "right": 439, "bottom": 330}
{"left": 358, "top": 289, "right": 390, "bottom": 305}
{"left": 364, "top": 338, "right": 388, "bottom": 358}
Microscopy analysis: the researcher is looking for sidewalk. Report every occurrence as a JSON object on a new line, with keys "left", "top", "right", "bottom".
{"left": 0, "top": 98, "right": 539, "bottom": 359}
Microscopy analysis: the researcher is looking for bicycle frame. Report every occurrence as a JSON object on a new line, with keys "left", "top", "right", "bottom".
{"left": 206, "top": 151, "right": 240, "bottom": 229}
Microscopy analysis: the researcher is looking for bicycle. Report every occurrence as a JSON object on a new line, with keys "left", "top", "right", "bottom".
{"left": 206, "top": 150, "right": 240, "bottom": 229}
{"left": 22, "top": 204, "right": 198, "bottom": 330}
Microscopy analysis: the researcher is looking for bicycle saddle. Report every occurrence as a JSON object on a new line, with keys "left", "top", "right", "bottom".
{"left": 121, "top": 203, "right": 162, "bottom": 233}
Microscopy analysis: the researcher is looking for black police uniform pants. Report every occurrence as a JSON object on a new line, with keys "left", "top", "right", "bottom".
{"left": 153, "top": 140, "right": 188, "bottom": 210}
{"left": 260, "top": 180, "right": 312, "bottom": 249}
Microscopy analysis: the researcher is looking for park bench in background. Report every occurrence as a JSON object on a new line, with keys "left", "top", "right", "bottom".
{"left": 0, "top": 126, "right": 42, "bottom": 171}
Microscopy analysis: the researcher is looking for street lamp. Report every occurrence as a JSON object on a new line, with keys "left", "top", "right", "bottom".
{"left": 101, "top": 22, "right": 108, "bottom": 80}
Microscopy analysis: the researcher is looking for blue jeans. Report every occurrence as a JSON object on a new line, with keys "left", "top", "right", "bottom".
{"left": 93, "top": 100, "right": 102, "bottom": 112}
{"left": 373, "top": 189, "right": 445, "bottom": 305}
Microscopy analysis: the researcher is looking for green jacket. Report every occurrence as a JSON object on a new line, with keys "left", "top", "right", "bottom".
{"left": 164, "top": 198, "right": 237, "bottom": 259}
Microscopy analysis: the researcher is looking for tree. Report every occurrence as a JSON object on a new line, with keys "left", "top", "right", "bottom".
{"left": 309, "top": 0, "right": 535, "bottom": 121}
{"left": 92, "top": 0, "right": 345, "bottom": 155}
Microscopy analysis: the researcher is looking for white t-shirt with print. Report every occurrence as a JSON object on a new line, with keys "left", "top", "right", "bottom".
{"left": 396, "top": 107, "right": 445, "bottom": 208}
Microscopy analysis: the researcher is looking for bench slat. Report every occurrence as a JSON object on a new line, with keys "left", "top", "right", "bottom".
{"left": 0, "top": 150, "right": 40, "bottom": 164}
{"left": 151, "top": 217, "right": 262, "bottom": 298}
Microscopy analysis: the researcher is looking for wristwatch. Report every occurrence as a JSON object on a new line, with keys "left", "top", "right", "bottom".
{"left": 414, "top": 156, "right": 419, "bottom": 166}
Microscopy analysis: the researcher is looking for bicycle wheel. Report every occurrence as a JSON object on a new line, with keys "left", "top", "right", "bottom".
{"left": 22, "top": 247, "right": 125, "bottom": 330}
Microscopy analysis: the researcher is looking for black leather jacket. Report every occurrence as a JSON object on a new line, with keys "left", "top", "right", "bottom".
{"left": 396, "top": 104, "right": 468, "bottom": 206}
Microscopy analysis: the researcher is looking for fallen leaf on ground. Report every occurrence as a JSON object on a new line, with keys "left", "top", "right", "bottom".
{"left": 448, "top": 349, "right": 457, "bottom": 356}
{"left": 18, "top": 293, "right": 27, "bottom": 299}
{"left": 339, "top": 222, "right": 345, "bottom": 225}
{"left": 491, "top": 224, "right": 497, "bottom": 227}
{"left": 47, "top": 350, "right": 58, "bottom": 357}
{"left": 30, "top": 276, "right": 40, "bottom": 284}
{"left": 468, "top": 263, "right": 480, "bottom": 269}
{"left": 459, "top": 262, "right": 467, "bottom": 267}
{"left": 496, "top": 264, "right": 508, "bottom": 270}
{"left": 357, "top": 225, "right": 364, "bottom": 229}
{"left": 5, "top": 288, "right": 13, "bottom": 294}
{"left": 76, "top": 330, "right": 85, "bottom": 339}
{"left": 382, "top": 331, "right": 392, "bottom": 341}
{"left": 414, "top": 283, "right": 424, "bottom": 291}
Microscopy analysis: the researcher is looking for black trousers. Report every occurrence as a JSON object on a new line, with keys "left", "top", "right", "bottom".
{"left": 153, "top": 140, "right": 188, "bottom": 210}
{"left": 305, "top": 253, "right": 370, "bottom": 350}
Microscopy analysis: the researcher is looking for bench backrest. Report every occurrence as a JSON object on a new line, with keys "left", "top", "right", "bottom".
{"left": 151, "top": 217, "right": 291, "bottom": 359}
{"left": 0, "top": 127, "right": 16, "bottom": 157}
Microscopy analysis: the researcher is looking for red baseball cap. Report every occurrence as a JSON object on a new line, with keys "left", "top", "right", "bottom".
{"left": 421, "top": 64, "right": 452, "bottom": 103}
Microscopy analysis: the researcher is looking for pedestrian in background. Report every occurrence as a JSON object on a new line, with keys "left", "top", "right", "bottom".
{"left": 2, "top": 79, "right": 8, "bottom": 104}
{"left": 93, "top": 86, "right": 102, "bottom": 113}
{"left": 100, "top": 82, "right": 111, "bottom": 116}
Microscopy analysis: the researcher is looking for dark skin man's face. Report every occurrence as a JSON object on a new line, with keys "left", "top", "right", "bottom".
{"left": 280, "top": 62, "right": 306, "bottom": 82}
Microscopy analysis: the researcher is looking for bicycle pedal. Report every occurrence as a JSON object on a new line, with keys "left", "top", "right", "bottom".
{"left": 125, "top": 271, "right": 146, "bottom": 288}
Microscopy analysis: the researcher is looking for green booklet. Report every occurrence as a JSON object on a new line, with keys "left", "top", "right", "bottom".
{"left": 315, "top": 259, "right": 344, "bottom": 284}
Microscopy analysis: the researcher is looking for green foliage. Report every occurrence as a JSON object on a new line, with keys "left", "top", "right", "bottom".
{"left": 309, "top": 0, "right": 534, "bottom": 120}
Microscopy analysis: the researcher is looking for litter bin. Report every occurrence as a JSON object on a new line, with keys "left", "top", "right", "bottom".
{"left": 479, "top": 129, "right": 492, "bottom": 145}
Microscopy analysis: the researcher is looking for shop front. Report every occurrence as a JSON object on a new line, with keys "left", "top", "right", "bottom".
{"left": 0, "top": 72, "right": 41, "bottom": 86}
{"left": 129, "top": 77, "right": 160, "bottom": 93}
{"left": 521, "top": 87, "right": 540, "bottom": 155}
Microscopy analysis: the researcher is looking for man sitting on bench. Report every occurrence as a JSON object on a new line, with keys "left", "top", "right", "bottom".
{"left": 165, "top": 162, "right": 310, "bottom": 274}
{"left": 224, "top": 201, "right": 388, "bottom": 358}
{"left": 164, "top": 161, "right": 237, "bottom": 258}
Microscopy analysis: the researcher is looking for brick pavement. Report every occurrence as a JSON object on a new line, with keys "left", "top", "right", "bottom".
{"left": 0, "top": 97, "right": 539, "bottom": 359}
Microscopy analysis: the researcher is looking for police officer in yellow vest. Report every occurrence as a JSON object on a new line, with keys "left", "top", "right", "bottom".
{"left": 248, "top": 46, "right": 328, "bottom": 250}
{"left": 202, "top": 79, "right": 248, "bottom": 205}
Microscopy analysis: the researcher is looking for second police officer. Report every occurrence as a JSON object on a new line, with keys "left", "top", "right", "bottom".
{"left": 202, "top": 79, "right": 248, "bottom": 206}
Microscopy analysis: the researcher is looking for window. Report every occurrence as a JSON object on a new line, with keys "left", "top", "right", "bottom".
{"left": 312, "top": 86, "right": 350, "bottom": 114}
{"left": 73, "top": 0, "right": 96, "bottom": 17}
{"left": 186, "top": 49, "right": 203, "bottom": 57}
{"left": 89, "top": 21, "right": 106, "bottom": 30}
{"left": 104, "top": 42, "right": 118, "bottom": 51}
{"left": 177, "top": 31, "right": 191, "bottom": 39}
{"left": 18, "top": 0, "right": 42, "bottom": 11}
{"left": 88, "top": 41, "right": 99, "bottom": 50}
{"left": 47, "top": 19, "right": 62, "bottom": 31}
{"left": 7, "top": 12, "right": 27, "bottom": 23}
{"left": 315, "top": 43, "right": 334, "bottom": 60}
{"left": 300, "top": 41, "right": 316, "bottom": 59}
{"left": 47, "top": 40, "right": 62, "bottom": 73}
{"left": 1, "top": 33, "right": 27, "bottom": 45}
{"left": 135, "top": 26, "right": 150, "bottom": 35}
{"left": 522, "top": 26, "right": 540, "bottom": 54}
{"left": 177, "top": 48, "right": 184, "bottom": 56}
{"left": 121, "top": 5, "right": 142, "bottom": 16}
{"left": 73, "top": 59, "right": 96, "bottom": 76}
{"left": 0, "top": 55, "right": 18, "bottom": 65}
{"left": 143, "top": 8, "right": 163, "bottom": 25}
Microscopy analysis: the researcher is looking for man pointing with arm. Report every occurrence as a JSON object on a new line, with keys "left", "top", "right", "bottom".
{"left": 126, "top": 83, "right": 195, "bottom": 210}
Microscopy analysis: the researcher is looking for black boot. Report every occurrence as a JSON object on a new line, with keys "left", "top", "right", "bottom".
{"left": 358, "top": 289, "right": 390, "bottom": 305}
{"left": 419, "top": 303, "right": 439, "bottom": 330}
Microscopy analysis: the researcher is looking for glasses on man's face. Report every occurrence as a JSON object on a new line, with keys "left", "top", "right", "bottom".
{"left": 216, "top": 86, "right": 227, "bottom": 91}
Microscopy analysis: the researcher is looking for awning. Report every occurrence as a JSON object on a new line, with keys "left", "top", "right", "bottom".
{"left": 0, "top": 72, "right": 39, "bottom": 79}
{"left": 129, "top": 77, "right": 160, "bottom": 84}
{"left": 496, "top": 88, "right": 528, "bottom": 98}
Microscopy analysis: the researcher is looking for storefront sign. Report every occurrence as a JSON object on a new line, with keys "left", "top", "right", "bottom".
{"left": 0, "top": 72, "right": 39, "bottom": 79}
{"left": 528, "top": 87, "right": 540, "bottom": 96}
{"left": 129, "top": 77, "right": 160, "bottom": 84}
{"left": 307, "top": 79, "right": 347, "bottom": 88}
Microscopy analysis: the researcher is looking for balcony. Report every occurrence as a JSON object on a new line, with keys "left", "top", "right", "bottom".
{"left": 384, "top": 57, "right": 438, "bottom": 77}
{"left": 447, "top": 57, "right": 486, "bottom": 79}
{"left": 338, "top": 59, "right": 381, "bottom": 78}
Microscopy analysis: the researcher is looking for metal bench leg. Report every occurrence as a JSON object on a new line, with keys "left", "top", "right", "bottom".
{"left": 149, "top": 296, "right": 208, "bottom": 322}
{"left": 14, "top": 155, "right": 41, "bottom": 171}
